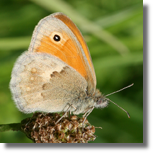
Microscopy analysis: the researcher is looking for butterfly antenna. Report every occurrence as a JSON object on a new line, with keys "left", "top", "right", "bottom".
{"left": 106, "top": 98, "right": 130, "bottom": 118}
{"left": 106, "top": 83, "right": 134, "bottom": 97}
{"left": 105, "top": 83, "right": 133, "bottom": 118}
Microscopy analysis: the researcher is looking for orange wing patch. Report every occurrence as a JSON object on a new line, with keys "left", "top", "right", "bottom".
{"left": 54, "top": 13, "right": 96, "bottom": 86}
{"left": 35, "top": 31, "right": 87, "bottom": 79}
{"left": 29, "top": 13, "right": 96, "bottom": 94}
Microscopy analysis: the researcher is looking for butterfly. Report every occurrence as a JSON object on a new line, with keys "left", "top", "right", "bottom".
{"left": 10, "top": 12, "right": 130, "bottom": 119}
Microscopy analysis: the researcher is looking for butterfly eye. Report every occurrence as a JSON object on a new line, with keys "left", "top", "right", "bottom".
{"left": 53, "top": 34, "right": 61, "bottom": 42}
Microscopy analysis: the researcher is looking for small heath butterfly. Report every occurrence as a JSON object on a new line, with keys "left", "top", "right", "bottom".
{"left": 10, "top": 12, "right": 130, "bottom": 119}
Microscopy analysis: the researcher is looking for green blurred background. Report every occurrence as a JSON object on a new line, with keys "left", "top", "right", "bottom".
{"left": 0, "top": 0, "right": 143, "bottom": 143}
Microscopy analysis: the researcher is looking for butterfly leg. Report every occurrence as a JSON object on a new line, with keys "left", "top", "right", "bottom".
{"left": 55, "top": 103, "right": 76, "bottom": 124}
{"left": 82, "top": 106, "right": 94, "bottom": 128}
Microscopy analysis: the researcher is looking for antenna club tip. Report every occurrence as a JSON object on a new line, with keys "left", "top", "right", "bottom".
{"left": 127, "top": 112, "right": 130, "bottom": 118}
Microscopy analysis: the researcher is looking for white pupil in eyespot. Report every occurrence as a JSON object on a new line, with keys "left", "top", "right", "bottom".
{"left": 53, "top": 35, "right": 60, "bottom": 41}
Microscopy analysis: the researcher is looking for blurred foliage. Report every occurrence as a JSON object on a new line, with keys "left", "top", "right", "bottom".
{"left": 0, "top": 0, "right": 143, "bottom": 143}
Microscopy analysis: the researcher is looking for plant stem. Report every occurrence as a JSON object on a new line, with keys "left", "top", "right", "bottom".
{"left": 0, "top": 123, "right": 21, "bottom": 132}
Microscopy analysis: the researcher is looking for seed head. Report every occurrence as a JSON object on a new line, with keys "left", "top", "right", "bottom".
{"left": 21, "top": 113, "right": 96, "bottom": 143}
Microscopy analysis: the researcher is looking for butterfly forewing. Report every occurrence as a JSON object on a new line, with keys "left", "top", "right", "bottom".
{"left": 28, "top": 12, "right": 96, "bottom": 94}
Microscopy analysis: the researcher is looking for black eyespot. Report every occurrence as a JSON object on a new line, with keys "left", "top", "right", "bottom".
{"left": 53, "top": 34, "right": 60, "bottom": 41}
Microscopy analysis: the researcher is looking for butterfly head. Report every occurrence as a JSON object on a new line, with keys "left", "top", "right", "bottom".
{"left": 92, "top": 89, "right": 109, "bottom": 109}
